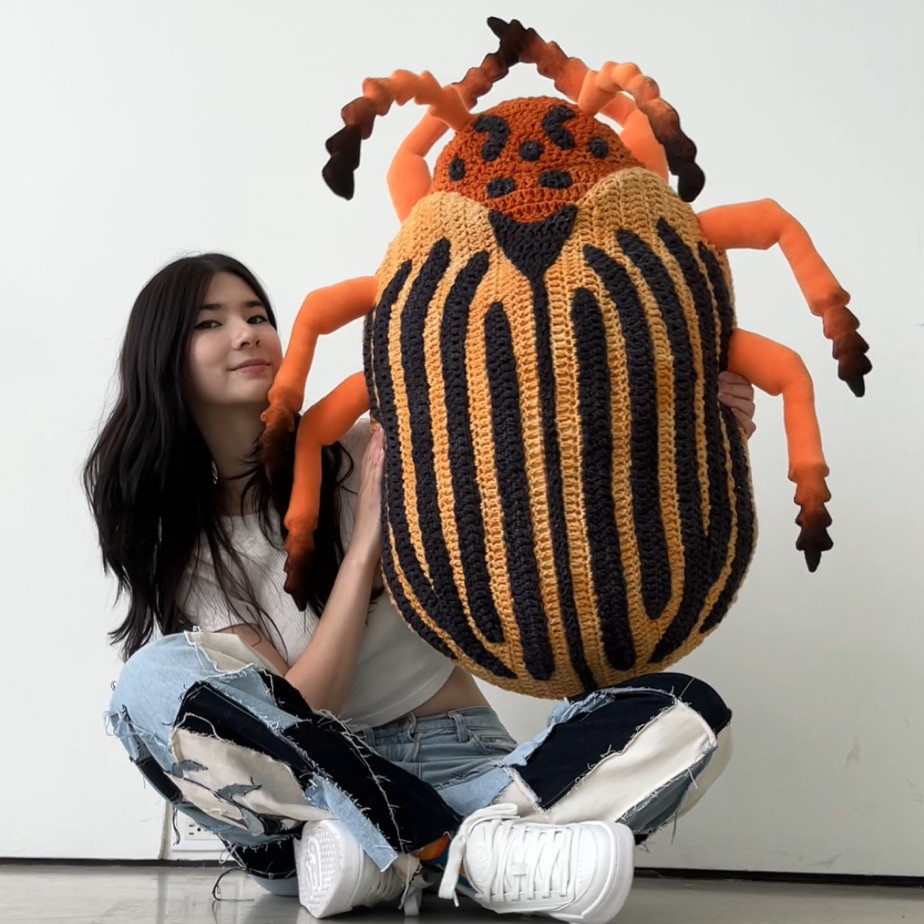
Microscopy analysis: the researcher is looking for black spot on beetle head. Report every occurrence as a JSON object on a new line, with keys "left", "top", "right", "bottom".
{"left": 541, "top": 105, "right": 577, "bottom": 150}
{"left": 473, "top": 114, "right": 510, "bottom": 163}
{"left": 519, "top": 140, "right": 543, "bottom": 161}
{"left": 487, "top": 177, "right": 516, "bottom": 198}
{"left": 539, "top": 171, "right": 572, "bottom": 189}
{"left": 430, "top": 97, "right": 642, "bottom": 222}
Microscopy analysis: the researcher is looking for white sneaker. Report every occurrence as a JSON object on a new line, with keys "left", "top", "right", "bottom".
{"left": 438, "top": 804, "right": 635, "bottom": 923}
{"left": 294, "top": 818, "right": 424, "bottom": 917}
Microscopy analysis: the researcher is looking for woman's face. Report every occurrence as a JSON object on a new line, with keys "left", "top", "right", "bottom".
{"left": 185, "top": 271, "right": 283, "bottom": 413}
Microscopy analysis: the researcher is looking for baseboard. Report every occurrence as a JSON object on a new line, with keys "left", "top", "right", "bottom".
{"left": 635, "top": 867, "right": 924, "bottom": 889}
{"left": 1, "top": 856, "right": 921, "bottom": 889}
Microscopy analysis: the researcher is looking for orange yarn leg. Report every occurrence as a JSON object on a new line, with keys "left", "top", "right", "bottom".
{"left": 533, "top": 49, "right": 668, "bottom": 180}
{"left": 388, "top": 113, "right": 451, "bottom": 222}
{"left": 614, "top": 107, "right": 668, "bottom": 179}
{"left": 577, "top": 68, "right": 668, "bottom": 180}
{"left": 283, "top": 371, "right": 369, "bottom": 606}
{"left": 727, "top": 328, "right": 832, "bottom": 571}
{"left": 260, "top": 276, "right": 377, "bottom": 480}
{"left": 413, "top": 833, "right": 450, "bottom": 862}
{"left": 698, "top": 201, "right": 871, "bottom": 395}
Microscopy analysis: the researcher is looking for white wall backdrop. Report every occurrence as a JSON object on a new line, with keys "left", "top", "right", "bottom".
{"left": 1, "top": 0, "right": 921, "bottom": 875}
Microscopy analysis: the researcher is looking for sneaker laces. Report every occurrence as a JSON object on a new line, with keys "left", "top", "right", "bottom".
{"left": 438, "top": 803, "right": 573, "bottom": 907}
{"left": 391, "top": 854, "right": 425, "bottom": 916}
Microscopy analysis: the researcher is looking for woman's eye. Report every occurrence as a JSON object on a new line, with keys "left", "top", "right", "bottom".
{"left": 194, "top": 319, "right": 220, "bottom": 330}
{"left": 248, "top": 314, "right": 269, "bottom": 324}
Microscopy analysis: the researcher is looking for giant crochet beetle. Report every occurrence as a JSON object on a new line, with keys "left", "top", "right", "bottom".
{"left": 260, "top": 18, "right": 871, "bottom": 698}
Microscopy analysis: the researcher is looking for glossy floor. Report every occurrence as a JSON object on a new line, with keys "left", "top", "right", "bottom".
{"left": 1, "top": 864, "right": 921, "bottom": 923}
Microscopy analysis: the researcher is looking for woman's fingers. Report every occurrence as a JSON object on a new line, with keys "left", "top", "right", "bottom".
{"left": 720, "top": 393, "right": 756, "bottom": 419}
{"left": 369, "top": 436, "right": 384, "bottom": 487}
{"left": 361, "top": 428, "right": 385, "bottom": 483}
{"left": 731, "top": 407, "right": 757, "bottom": 439}
{"left": 718, "top": 371, "right": 757, "bottom": 439}
{"left": 718, "top": 371, "right": 754, "bottom": 400}
{"left": 349, "top": 429, "right": 386, "bottom": 565}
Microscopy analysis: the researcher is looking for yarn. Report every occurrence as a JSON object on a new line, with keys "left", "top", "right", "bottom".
{"left": 365, "top": 98, "right": 755, "bottom": 697}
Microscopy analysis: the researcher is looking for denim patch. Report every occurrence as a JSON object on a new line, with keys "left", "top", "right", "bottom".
{"left": 362, "top": 708, "right": 520, "bottom": 817}
{"left": 106, "top": 633, "right": 458, "bottom": 874}
{"left": 106, "top": 635, "right": 732, "bottom": 882}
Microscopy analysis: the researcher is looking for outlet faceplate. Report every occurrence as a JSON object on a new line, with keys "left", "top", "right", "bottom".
{"left": 173, "top": 815, "right": 224, "bottom": 853}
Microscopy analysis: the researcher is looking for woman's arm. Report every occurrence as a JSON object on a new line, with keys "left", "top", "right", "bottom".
{"left": 219, "top": 377, "right": 757, "bottom": 707}
{"left": 220, "top": 426, "right": 385, "bottom": 714}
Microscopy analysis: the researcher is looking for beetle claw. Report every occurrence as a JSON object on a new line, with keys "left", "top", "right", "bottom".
{"left": 283, "top": 526, "right": 315, "bottom": 611}
{"left": 323, "top": 125, "right": 362, "bottom": 199}
{"left": 817, "top": 301, "right": 871, "bottom": 398}
{"left": 795, "top": 504, "right": 833, "bottom": 572}
{"left": 676, "top": 162, "right": 706, "bottom": 202}
{"left": 832, "top": 331, "right": 872, "bottom": 397}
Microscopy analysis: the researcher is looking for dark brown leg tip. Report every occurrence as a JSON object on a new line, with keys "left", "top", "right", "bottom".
{"left": 796, "top": 505, "right": 834, "bottom": 573}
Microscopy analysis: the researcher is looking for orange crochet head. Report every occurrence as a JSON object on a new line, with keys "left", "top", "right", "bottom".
{"left": 431, "top": 98, "right": 642, "bottom": 222}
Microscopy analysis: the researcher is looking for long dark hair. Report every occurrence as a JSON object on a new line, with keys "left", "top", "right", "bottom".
{"left": 84, "top": 253, "right": 352, "bottom": 660}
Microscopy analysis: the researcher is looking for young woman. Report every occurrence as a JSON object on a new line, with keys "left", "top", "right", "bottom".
{"left": 87, "top": 253, "right": 756, "bottom": 919}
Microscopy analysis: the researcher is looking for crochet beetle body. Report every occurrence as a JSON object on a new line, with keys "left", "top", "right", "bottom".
{"left": 367, "top": 101, "right": 752, "bottom": 693}
{"left": 261, "top": 19, "right": 869, "bottom": 698}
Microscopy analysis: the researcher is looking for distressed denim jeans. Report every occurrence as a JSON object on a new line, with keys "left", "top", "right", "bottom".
{"left": 106, "top": 631, "right": 732, "bottom": 893}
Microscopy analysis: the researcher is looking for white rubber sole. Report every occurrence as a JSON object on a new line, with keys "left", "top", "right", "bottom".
{"left": 461, "top": 820, "right": 635, "bottom": 923}
{"left": 565, "top": 821, "right": 635, "bottom": 924}
{"left": 294, "top": 820, "right": 361, "bottom": 917}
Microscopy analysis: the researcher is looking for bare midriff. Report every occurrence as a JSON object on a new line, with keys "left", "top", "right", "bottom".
{"left": 412, "top": 665, "right": 491, "bottom": 717}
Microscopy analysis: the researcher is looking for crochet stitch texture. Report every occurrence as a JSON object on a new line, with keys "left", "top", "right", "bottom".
{"left": 364, "top": 98, "right": 755, "bottom": 698}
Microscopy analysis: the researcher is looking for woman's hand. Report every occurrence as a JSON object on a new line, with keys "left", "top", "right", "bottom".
{"left": 346, "top": 426, "right": 386, "bottom": 568}
{"left": 718, "top": 371, "right": 757, "bottom": 439}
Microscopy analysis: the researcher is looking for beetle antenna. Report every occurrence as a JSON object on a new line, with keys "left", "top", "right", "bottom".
{"left": 485, "top": 18, "right": 588, "bottom": 101}
{"left": 324, "top": 19, "right": 704, "bottom": 202}
{"left": 451, "top": 17, "right": 530, "bottom": 106}
{"left": 324, "top": 72, "right": 471, "bottom": 199}
{"left": 487, "top": 18, "right": 704, "bottom": 201}
{"left": 581, "top": 62, "right": 704, "bottom": 201}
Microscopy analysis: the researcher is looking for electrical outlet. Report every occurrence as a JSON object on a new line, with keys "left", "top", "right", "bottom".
{"left": 173, "top": 815, "right": 225, "bottom": 853}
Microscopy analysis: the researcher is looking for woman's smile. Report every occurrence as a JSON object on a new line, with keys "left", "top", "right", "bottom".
{"left": 231, "top": 359, "right": 272, "bottom": 374}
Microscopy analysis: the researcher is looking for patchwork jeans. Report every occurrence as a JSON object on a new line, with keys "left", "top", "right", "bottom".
{"left": 106, "top": 631, "right": 732, "bottom": 894}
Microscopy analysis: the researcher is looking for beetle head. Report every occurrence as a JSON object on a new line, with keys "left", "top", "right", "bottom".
{"left": 431, "top": 97, "right": 641, "bottom": 222}
{"left": 323, "top": 18, "right": 704, "bottom": 214}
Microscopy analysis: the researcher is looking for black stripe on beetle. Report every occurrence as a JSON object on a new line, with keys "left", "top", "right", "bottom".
{"left": 439, "top": 250, "right": 505, "bottom": 644}
{"left": 696, "top": 242, "right": 756, "bottom": 635}
{"left": 618, "top": 229, "right": 714, "bottom": 663}
{"left": 368, "top": 260, "right": 455, "bottom": 659}
{"left": 488, "top": 203, "right": 594, "bottom": 689}
{"left": 584, "top": 245, "right": 671, "bottom": 621}
{"left": 373, "top": 246, "right": 516, "bottom": 678}
{"left": 485, "top": 301, "right": 555, "bottom": 681}
{"left": 400, "top": 240, "right": 512, "bottom": 666}
{"left": 697, "top": 243, "right": 736, "bottom": 365}
{"left": 365, "top": 260, "right": 412, "bottom": 452}
{"left": 571, "top": 286, "right": 636, "bottom": 671}
{"left": 659, "top": 220, "right": 733, "bottom": 562}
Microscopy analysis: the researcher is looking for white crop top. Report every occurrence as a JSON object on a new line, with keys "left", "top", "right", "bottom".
{"left": 181, "top": 420, "right": 454, "bottom": 729}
